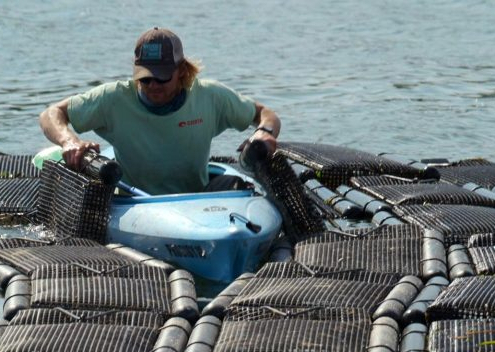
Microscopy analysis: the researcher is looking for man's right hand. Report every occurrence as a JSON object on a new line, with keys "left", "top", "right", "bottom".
{"left": 40, "top": 97, "right": 100, "bottom": 171}
{"left": 62, "top": 140, "right": 100, "bottom": 171}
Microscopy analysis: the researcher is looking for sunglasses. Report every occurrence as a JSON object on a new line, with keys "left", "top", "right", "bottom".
{"left": 139, "top": 77, "right": 172, "bottom": 85}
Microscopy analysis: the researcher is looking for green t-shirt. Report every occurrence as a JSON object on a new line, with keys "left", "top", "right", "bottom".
{"left": 68, "top": 78, "right": 255, "bottom": 194}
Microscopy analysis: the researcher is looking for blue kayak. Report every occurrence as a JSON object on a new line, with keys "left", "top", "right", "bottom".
{"left": 33, "top": 146, "right": 283, "bottom": 283}
{"left": 105, "top": 162, "right": 283, "bottom": 283}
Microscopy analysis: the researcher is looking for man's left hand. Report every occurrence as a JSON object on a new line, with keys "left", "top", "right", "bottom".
{"left": 249, "top": 129, "right": 277, "bottom": 156}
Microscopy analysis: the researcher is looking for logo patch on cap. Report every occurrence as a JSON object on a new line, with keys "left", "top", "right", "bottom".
{"left": 141, "top": 43, "right": 162, "bottom": 61}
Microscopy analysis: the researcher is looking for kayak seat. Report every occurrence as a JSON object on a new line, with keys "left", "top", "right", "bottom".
{"left": 204, "top": 175, "right": 254, "bottom": 192}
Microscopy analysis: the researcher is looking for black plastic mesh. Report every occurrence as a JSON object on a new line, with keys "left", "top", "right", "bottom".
{"left": 215, "top": 307, "right": 371, "bottom": 352}
{"left": 358, "top": 183, "right": 495, "bottom": 206}
{"left": 36, "top": 160, "right": 114, "bottom": 242}
{"left": 0, "top": 155, "right": 40, "bottom": 224}
{"left": 0, "top": 239, "right": 134, "bottom": 274}
{"left": 427, "top": 276, "right": 495, "bottom": 320}
{"left": 394, "top": 204, "right": 495, "bottom": 246}
{"left": 8, "top": 308, "right": 164, "bottom": 329}
{"left": 31, "top": 262, "right": 170, "bottom": 280}
{"left": 0, "top": 323, "right": 157, "bottom": 352}
{"left": 230, "top": 263, "right": 398, "bottom": 314}
{"left": 468, "top": 246, "right": 495, "bottom": 275}
{"left": 438, "top": 160, "right": 495, "bottom": 188}
{"left": 225, "top": 305, "right": 368, "bottom": 321}
{"left": 277, "top": 142, "right": 426, "bottom": 189}
{"left": 350, "top": 175, "right": 426, "bottom": 188}
{"left": 291, "top": 230, "right": 351, "bottom": 244}
{"left": 253, "top": 262, "right": 401, "bottom": 284}
{"left": 0, "top": 154, "right": 40, "bottom": 178}
{"left": 294, "top": 225, "right": 423, "bottom": 276}
{"left": 209, "top": 155, "right": 237, "bottom": 164}
{"left": 449, "top": 158, "right": 494, "bottom": 167}
{"left": 428, "top": 319, "right": 495, "bottom": 352}
{"left": 253, "top": 152, "right": 326, "bottom": 240}
{"left": 0, "top": 237, "right": 101, "bottom": 250}
{"left": 29, "top": 264, "right": 172, "bottom": 314}
{"left": 299, "top": 224, "right": 423, "bottom": 242}
{"left": 0, "top": 178, "right": 39, "bottom": 215}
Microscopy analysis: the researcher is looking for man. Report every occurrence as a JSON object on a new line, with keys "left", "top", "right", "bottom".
{"left": 39, "top": 27, "right": 281, "bottom": 195}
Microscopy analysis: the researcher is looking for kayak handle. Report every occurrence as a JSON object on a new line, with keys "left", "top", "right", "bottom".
{"left": 229, "top": 212, "right": 262, "bottom": 234}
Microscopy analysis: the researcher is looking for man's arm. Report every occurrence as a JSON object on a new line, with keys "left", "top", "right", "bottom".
{"left": 250, "top": 102, "right": 281, "bottom": 155}
{"left": 39, "top": 98, "right": 100, "bottom": 170}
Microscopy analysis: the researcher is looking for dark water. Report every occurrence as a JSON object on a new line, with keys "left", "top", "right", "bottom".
{"left": 1, "top": 0, "right": 495, "bottom": 313}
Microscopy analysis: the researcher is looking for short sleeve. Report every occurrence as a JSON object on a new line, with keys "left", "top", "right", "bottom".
{"left": 68, "top": 84, "right": 111, "bottom": 133}
{"left": 208, "top": 80, "right": 256, "bottom": 134}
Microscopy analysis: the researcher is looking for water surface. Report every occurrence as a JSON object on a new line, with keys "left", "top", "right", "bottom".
{"left": 1, "top": 0, "right": 494, "bottom": 160}
{"left": 1, "top": 0, "right": 495, "bottom": 313}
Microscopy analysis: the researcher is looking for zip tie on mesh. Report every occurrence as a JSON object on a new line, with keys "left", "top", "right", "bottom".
{"left": 293, "top": 260, "right": 318, "bottom": 277}
{"left": 70, "top": 262, "right": 134, "bottom": 275}
{"left": 380, "top": 174, "right": 415, "bottom": 184}
{"left": 327, "top": 228, "right": 359, "bottom": 239}
{"left": 356, "top": 224, "right": 387, "bottom": 238}
{"left": 54, "top": 307, "right": 120, "bottom": 322}
{"left": 260, "top": 305, "right": 323, "bottom": 318}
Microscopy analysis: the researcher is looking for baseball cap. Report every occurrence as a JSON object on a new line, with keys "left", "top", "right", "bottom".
{"left": 133, "top": 27, "right": 184, "bottom": 81}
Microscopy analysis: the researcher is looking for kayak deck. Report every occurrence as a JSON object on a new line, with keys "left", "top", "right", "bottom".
{"left": 107, "top": 188, "right": 282, "bottom": 282}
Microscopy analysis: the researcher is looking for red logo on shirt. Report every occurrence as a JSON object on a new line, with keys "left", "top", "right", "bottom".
{"left": 178, "top": 118, "right": 203, "bottom": 127}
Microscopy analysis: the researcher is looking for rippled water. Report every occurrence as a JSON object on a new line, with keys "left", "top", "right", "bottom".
{"left": 1, "top": 0, "right": 495, "bottom": 311}
{"left": 1, "top": 0, "right": 494, "bottom": 160}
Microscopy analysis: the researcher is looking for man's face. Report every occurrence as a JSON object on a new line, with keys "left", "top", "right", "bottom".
{"left": 137, "top": 68, "right": 182, "bottom": 105}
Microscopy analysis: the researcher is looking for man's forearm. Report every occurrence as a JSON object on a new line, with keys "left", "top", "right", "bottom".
{"left": 39, "top": 99, "right": 80, "bottom": 147}
{"left": 39, "top": 99, "right": 100, "bottom": 170}
{"left": 257, "top": 107, "right": 281, "bottom": 138}
{"left": 253, "top": 103, "right": 281, "bottom": 137}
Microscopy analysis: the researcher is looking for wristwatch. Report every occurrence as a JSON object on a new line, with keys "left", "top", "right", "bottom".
{"left": 255, "top": 126, "right": 274, "bottom": 135}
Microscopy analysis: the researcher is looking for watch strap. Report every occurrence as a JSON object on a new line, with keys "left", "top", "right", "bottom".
{"left": 255, "top": 126, "right": 274, "bottom": 135}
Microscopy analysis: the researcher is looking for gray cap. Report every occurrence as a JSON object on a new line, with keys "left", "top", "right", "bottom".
{"left": 133, "top": 27, "right": 184, "bottom": 81}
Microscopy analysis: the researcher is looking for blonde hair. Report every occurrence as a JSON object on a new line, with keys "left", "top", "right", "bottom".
{"left": 178, "top": 58, "right": 203, "bottom": 89}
